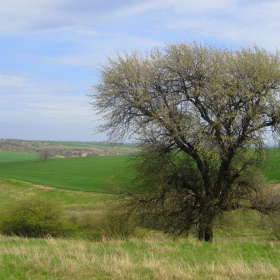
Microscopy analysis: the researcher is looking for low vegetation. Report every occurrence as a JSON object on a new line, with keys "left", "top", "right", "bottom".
{"left": 0, "top": 178, "right": 139, "bottom": 241}
{"left": 0, "top": 143, "right": 280, "bottom": 278}
{"left": 0, "top": 199, "right": 74, "bottom": 238}
{"left": 1, "top": 234, "right": 280, "bottom": 280}
{"left": 0, "top": 175, "right": 280, "bottom": 279}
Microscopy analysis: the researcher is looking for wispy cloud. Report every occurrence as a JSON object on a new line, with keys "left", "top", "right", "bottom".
{"left": 163, "top": 0, "right": 280, "bottom": 49}
{"left": 0, "top": 0, "right": 279, "bottom": 140}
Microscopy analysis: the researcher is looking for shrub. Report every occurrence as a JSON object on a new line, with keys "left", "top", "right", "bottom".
{"left": 72, "top": 204, "right": 139, "bottom": 241}
{"left": 0, "top": 199, "right": 75, "bottom": 238}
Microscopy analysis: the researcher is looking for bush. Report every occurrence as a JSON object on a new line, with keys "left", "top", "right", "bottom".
{"left": 72, "top": 204, "right": 139, "bottom": 241}
{"left": 0, "top": 199, "right": 75, "bottom": 238}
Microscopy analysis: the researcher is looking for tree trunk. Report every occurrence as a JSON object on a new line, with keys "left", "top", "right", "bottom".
{"left": 204, "top": 225, "right": 213, "bottom": 242}
{"left": 198, "top": 224, "right": 213, "bottom": 242}
{"left": 198, "top": 225, "right": 213, "bottom": 242}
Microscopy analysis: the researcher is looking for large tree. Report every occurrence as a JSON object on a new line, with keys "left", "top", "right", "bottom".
{"left": 91, "top": 42, "right": 280, "bottom": 242}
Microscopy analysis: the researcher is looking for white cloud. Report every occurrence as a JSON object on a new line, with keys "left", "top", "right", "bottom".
{"left": 0, "top": 72, "right": 94, "bottom": 127}
{"left": 1, "top": 0, "right": 278, "bottom": 50}
{"left": 0, "top": 74, "right": 28, "bottom": 87}
{"left": 159, "top": 0, "right": 280, "bottom": 49}
{"left": 0, "top": 0, "right": 156, "bottom": 34}
{"left": 0, "top": 0, "right": 279, "bottom": 141}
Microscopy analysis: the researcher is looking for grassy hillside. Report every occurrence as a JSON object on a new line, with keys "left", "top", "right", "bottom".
{"left": 1, "top": 148, "right": 280, "bottom": 279}
{"left": 0, "top": 177, "right": 110, "bottom": 213}
{"left": 0, "top": 139, "right": 138, "bottom": 157}
{"left": 0, "top": 152, "right": 132, "bottom": 192}
{"left": 0, "top": 177, "right": 279, "bottom": 279}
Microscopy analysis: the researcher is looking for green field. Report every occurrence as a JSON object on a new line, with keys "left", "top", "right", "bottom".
{"left": 0, "top": 148, "right": 280, "bottom": 194}
{"left": 0, "top": 152, "right": 132, "bottom": 192}
{"left": 260, "top": 148, "right": 280, "bottom": 182}
{"left": 0, "top": 151, "right": 37, "bottom": 163}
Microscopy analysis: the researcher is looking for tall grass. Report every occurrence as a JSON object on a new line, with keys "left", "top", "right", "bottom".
{"left": 0, "top": 176, "right": 280, "bottom": 279}
{"left": 0, "top": 235, "right": 279, "bottom": 280}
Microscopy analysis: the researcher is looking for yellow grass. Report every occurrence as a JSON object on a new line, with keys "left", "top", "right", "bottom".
{"left": 1, "top": 178, "right": 280, "bottom": 279}
{"left": 1, "top": 234, "right": 280, "bottom": 280}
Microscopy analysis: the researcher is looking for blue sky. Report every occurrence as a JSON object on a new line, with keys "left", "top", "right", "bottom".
{"left": 1, "top": 0, "right": 280, "bottom": 141}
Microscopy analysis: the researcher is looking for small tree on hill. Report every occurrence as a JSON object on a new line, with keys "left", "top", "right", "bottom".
{"left": 90, "top": 42, "right": 280, "bottom": 242}
{"left": 38, "top": 149, "right": 52, "bottom": 161}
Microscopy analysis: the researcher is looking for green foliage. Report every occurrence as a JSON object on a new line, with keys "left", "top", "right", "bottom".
{"left": 0, "top": 199, "right": 75, "bottom": 238}
{"left": 126, "top": 145, "right": 265, "bottom": 239}
{"left": 91, "top": 42, "right": 280, "bottom": 241}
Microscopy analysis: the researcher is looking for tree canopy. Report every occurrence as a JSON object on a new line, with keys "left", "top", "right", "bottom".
{"left": 91, "top": 42, "right": 280, "bottom": 242}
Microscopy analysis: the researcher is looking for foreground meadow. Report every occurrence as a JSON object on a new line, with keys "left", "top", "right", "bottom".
{"left": 0, "top": 177, "right": 280, "bottom": 279}
{"left": 1, "top": 234, "right": 280, "bottom": 280}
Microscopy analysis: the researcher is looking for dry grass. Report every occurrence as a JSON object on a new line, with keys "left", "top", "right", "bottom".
{"left": 1, "top": 178, "right": 280, "bottom": 279}
{"left": 1, "top": 234, "right": 280, "bottom": 280}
